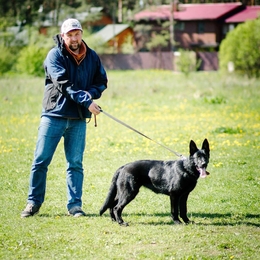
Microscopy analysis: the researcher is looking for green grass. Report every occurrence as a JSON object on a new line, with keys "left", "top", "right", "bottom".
{"left": 0, "top": 71, "right": 259, "bottom": 259}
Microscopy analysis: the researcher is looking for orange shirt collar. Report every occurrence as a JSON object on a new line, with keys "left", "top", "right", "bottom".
{"left": 65, "top": 43, "right": 87, "bottom": 65}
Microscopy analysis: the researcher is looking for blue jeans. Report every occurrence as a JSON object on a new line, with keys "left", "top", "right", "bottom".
{"left": 27, "top": 116, "right": 86, "bottom": 211}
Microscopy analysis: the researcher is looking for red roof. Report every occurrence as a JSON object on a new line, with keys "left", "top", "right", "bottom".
{"left": 134, "top": 5, "right": 170, "bottom": 21}
{"left": 134, "top": 3, "right": 242, "bottom": 21}
{"left": 225, "top": 6, "right": 260, "bottom": 23}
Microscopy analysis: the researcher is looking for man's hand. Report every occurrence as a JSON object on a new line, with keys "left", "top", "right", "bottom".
{"left": 88, "top": 102, "right": 101, "bottom": 115}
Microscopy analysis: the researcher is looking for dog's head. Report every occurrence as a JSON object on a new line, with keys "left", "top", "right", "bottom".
{"left": 190, "top": 139, "right": 210, "bottom": 178}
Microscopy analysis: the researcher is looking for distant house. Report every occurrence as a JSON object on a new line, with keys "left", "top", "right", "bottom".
{"left": 93, "top": 24, "right": 134, "bottom": 53}
{"left": 224, "top": 6, "right": 260, "bottom": 34}
{"left": 133, "top": 3, "right": 247, "bottom": 51}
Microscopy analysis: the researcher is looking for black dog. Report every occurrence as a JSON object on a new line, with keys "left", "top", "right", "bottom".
{"left": 100, "top": 139, "right": 210, "bottom": 226}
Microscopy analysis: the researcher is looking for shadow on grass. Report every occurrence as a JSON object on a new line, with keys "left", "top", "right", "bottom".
{"left": 120, "top": 212, "right": 260, "bottom": 227}
{"left": 36, "top": 212, "right": 260, "bottom": 227}
{"left": 189, "top": 212, "right": 260, "bottom": 227}
{"left": 37, "top": 213, "right": 100, "bottom": 218}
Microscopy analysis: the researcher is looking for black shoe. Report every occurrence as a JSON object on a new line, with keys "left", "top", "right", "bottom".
{"left": 21, "top": 203, "right": 40, "bottom": 218}
{"left": 68, "top": 206, "right": 86, "bottom": 217}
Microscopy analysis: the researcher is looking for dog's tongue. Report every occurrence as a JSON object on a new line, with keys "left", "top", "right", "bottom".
{"left": 197, "top": 168, "right": 209, "bottom": 178}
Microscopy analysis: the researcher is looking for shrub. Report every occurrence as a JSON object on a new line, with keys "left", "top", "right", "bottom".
{"left": 175, "top": 49, "right": 201, "bottom": 77}
{"left": 16, "top": 45, "right": 48, "bottom": 77}
{"left": 14, "top": 27, "right": 56, "bottom": 77}
{"left": 85, "top": 34, "right": 109, "bottom": 54}
{"left": 121, "top": 35, "right": 135, "bottom": 54}
{"left": 0, "top": 46, "right": 17, "bottom": 75}
{"left": 219, "top": 18, "right": 260, "bottom": 78}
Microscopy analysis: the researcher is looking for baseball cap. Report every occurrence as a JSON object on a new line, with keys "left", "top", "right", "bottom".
{"left": 61, "top": 18, "right": 83, "bottom": 34}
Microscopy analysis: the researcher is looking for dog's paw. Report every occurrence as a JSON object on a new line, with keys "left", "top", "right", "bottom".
{"left": 174, "top": 220, "right": 183, "bottom": 225}
{"left": 185, "top": 220, "right": 195, "bottom": 225}
{"left": 119, "top": 221, "right": 129, "bottom": 227}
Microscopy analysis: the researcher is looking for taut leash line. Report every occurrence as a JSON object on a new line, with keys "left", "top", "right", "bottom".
{"left": 100, "top": 109, "right": 183, "bottom": 158}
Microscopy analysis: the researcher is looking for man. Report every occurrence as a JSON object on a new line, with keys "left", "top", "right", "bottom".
{"left": 21, "top": 18, "right": 107, "bottom": 217}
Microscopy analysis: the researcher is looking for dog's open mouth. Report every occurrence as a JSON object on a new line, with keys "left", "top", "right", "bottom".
{"left": 196, "top": 167, "right": 210, "bottom": 178}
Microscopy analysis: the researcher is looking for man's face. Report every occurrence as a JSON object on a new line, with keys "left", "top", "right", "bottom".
{"left": 61, "top": 29, "right": 82, "bottom": 52}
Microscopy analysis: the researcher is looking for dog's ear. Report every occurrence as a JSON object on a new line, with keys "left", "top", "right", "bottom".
{"left": 202, "top": 138, "right": 210, "bottom": 158}
{"left": 190, "top": 140, "right": 198, "bottom": 156}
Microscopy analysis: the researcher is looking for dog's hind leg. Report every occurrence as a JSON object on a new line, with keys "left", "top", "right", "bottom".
{"left": 100, "top": 169, "right": 121, "bottom": 217}
{"left": 113, "top": 188, "right": 140, "bottom": 226}
{"left": 170, "top": 193, "right": 182, "bottom": 224}
{"left": 113, "top": 204, "right": 127, "bottom": 226}
{"left": 109, "top": 199, "right": 118, "bottom": 222}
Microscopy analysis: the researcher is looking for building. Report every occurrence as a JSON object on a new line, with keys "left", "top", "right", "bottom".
{"left": 133, "top": 3, "right": 260, "bottom": 52}
{"left": 93, "top": 24, "right": 134, "bottom": 53}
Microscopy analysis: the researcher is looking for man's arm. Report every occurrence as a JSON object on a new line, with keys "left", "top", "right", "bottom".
{"left": 44, "top": 49, "right": 107, "bottom": 109}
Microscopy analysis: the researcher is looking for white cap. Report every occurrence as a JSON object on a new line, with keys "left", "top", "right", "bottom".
{"left": 61, "top": 18, "right": 83, "bottom": 34}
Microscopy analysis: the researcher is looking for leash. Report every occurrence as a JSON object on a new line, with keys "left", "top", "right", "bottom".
{"left": 99, "top": 109, "right": 183, "bottom": 158}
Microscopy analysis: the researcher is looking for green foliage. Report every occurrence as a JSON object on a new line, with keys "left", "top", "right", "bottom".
{"left": 16, "top": 45, "right": 48, "bottom": 77}
{"left": 0, "top": 0, "right": 82, "bottom": 26}
{"left": 87, "top": 0, "right": 136, "bottom": 11}
{"left": 121, "top": 35, "right": 135, "bottom": 54}
{"left": 0, "top": 0, "right": 43, "bottom": 26}
{"left": 27, "top": 27, "right": 56, "bottom": 48}
{"left": 219, "top": 18, "right": 260, "bottom": 78}
{"left": 146, "top": 22, "right": 170, "bottom": 52}
{"left": 203, "top": 96, "right": 226, "bottom": 104}
{"left": 0, "top": 71, "right": 259, "bottom": 259}
{"left": 0, "top": 46, "right": 17, "bottom": 75}
{"left": 84, "top": 33, "right": 110, "bottom": 54}
{"left": 15, "top": 27, "right": 57, "bottom": 77}
{"left": 0, "top": 17, "right": 15, "bottom": 31}
{"left": 146, "top": 33, "right": 168, "bottom": 51}
{"left": 175, "top": 49, "right": 201, "bottom": 76}
{"left": 213, "top": 126, "right": 245, "bottom": 135}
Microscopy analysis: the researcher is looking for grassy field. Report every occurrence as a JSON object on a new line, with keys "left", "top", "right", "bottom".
{"left": 0, "top": 71, "right": 259, "bottom": 259}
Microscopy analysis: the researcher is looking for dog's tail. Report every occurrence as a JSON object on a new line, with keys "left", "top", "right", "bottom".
{"left": 99, "top": 167, "right": 122, "bottom": 216}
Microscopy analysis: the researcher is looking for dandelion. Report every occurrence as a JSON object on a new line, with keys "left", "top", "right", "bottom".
{"left": 222, "top": 140, "right": 231, "bottom": 146}
{"left": 233, "top": 140, "right": 242, "bottom": 146}
{"left": 213, "top": 162, "right": 223, "bottom": 168}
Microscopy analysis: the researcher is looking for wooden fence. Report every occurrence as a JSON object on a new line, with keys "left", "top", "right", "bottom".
{"left": 100, "top": 52, "right": 218, "bottom": 71}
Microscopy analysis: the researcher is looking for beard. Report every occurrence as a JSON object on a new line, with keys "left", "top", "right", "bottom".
{"left": 69, "top": 42, "right": 81, "bottom": 52}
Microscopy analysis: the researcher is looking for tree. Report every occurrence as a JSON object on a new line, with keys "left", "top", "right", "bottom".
{"left": 0, "top": 0, "right": 43, "bottom": 26}
{"left": 146, "top": 23, "right": 169, "bottom": 52}
{"left": 0, "top": 0, "right": 83, "bottom": 27}
{"left": 85, "top": 0, "right": 136, "bottom": 11}
{"left": 85, "top": 0, "right": 136, "bottom": 23}
{"left": 39, "top": 0, "right": 82, "bottom": 26}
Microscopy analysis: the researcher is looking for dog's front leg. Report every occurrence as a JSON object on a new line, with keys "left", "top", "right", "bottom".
{"left": 179, "top": 193, "right": 191, "bottom": 224}
{"left": 170, "top": 194, "right": 182, "bottom": 224}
